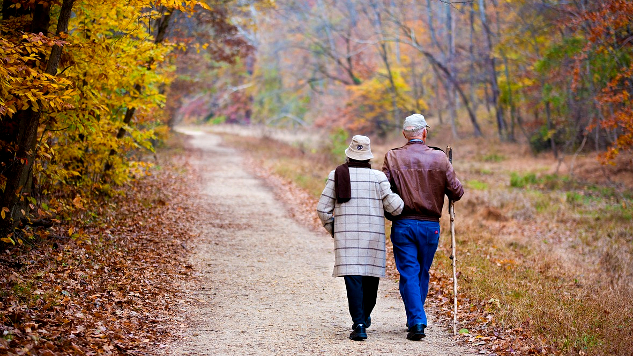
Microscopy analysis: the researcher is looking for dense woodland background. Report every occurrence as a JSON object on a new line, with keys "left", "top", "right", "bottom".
{"left": 1, "top": 0, "right": 633, "bottom": 355}
{"left": 2, "top": 0, "right": 633, "bottom": 239}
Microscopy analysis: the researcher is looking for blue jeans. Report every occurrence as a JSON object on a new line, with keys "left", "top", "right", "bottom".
{"left": 391, "top": 219, "right": 440, "bottom": 327}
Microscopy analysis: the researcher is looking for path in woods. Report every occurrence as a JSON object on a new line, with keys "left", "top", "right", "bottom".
{"left": 162, "top": 130, "right": 478, "bottom": 355}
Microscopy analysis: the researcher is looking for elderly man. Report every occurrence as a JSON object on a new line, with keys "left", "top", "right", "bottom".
{"left": 317, "top": 135, "right": 404, "bottom": 341}
{"left": 382, "top": 114, "right": 464, "bottom": 341}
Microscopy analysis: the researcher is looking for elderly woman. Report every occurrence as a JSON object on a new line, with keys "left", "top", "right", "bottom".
{"left": 317, "top": 135, "right": 404, "bottom": 341}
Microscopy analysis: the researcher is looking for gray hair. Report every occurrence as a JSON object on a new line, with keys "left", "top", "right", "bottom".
{"left": 403, "top": 126, "right": 426, "bottom": 139}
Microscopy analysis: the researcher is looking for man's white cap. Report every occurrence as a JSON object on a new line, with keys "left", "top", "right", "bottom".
{"left": 403, "top": 114, "right": 430, "bottom": 131}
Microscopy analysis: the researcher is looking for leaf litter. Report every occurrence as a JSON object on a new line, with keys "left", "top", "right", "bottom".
{"left": 0, "top": 147, "right": 199, "bottom": 355}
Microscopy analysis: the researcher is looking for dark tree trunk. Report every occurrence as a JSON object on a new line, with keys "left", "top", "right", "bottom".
{"left": 0, "top": 0, "right": 76, "bottom": 237}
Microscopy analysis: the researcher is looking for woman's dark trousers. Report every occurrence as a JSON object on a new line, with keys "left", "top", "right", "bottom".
{"left": 343, "top": 275, "right": 379, "bottom": 328}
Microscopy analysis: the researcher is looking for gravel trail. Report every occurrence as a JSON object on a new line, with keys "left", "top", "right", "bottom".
{"left": 164, "top": 130, "right": 477, "bottom": 355}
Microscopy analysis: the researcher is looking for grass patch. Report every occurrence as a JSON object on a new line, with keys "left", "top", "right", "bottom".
{"left": 221, "top": 134, "right": 334, "bottom": 198}
{"left": 466, "top": 179, "right": 488, "bottom": 190}
{"left": 271, "top": 158, "right": 325, "bottom": 197}
{"left": 436, "top": 229, "right": 633, "bottom": 355}
{"left": 482, "top": 153, "right": 506, "bottom": 162}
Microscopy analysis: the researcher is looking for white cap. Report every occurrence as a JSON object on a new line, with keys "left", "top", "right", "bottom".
{"left": 403, "top": 114, "right": 430, "bottom": 131}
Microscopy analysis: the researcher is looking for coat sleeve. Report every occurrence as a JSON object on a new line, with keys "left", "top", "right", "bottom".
{"left": 444, "top": 157, "right": 464, "bottom": 202}
{"left": 382, "top": 151, "right": 399, "bottom": 195}
{"left": 376, "top": 171, "right": 404, "bottom": 216}
{"left": 316, "top": 170, "right": 336, "bottom": 235}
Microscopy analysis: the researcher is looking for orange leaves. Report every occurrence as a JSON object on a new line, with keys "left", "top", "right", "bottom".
{"left": 554, "top": 0, "right": 633, "bottom": 162}
{"left": 0, "top": 153, "right": 198, "bottom": 354}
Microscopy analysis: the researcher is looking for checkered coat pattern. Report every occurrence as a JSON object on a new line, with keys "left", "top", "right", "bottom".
{"left": 317, "top": 167, "right": 404, "bottom": 277}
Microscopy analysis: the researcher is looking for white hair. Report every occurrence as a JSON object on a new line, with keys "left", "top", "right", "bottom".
{"left": 403, "top": 126, "right": 426, "bottom": 139}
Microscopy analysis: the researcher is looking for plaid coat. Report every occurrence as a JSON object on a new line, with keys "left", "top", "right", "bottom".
{"left": 317, "top": 167, "right": 404, "bottom": 277}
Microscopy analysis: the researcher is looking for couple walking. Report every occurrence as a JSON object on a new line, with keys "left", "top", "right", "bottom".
{"left": 316, "top": 114, "right": 464, "bottom": 341}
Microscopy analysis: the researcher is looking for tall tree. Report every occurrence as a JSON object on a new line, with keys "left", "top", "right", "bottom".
{"left": 1, "top": 0, "right": 76, "bottom": 236}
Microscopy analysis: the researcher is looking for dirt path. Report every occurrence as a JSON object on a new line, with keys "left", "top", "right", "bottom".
{"left": 163, "top": 130, "right": 477, "bottom": 355}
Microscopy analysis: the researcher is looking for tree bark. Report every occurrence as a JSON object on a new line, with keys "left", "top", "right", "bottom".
{"left": 545, "top": 101, "right": 558, "bottom": 159}
{"left": 469, "top": 1, "right": 478, "bottom": 114}
{"left": 446, "top": 2, "right": 458, "bottom": 139}
{"left": 422, "top": 48, "right": 482, "bottom": 137}
{"left": 367, "top": 2, "right": 400, "bottom": 132}
{"left": 479, "top": 0, "right": 506, "bottom": 140}
{"left": 0, "top": 0, "right": 76, "bottom": 237}
{"left": 502, "top": 54, "right": 516, "bottom": 142}
{"left": 426, "top": 0, "right": 444, "bottom": 125}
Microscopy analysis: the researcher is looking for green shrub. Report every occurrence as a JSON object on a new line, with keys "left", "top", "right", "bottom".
{"left": 209, "top": 115, "right": 227, "bottom": 125}
{"left": 529, "top": 125, "right": 565, "bottom": 153}
{"left": 328, "top": 127, "right": 349, "bottom": 162}
{"left": 510, "top": 172, "right": 539, "bottom": 188}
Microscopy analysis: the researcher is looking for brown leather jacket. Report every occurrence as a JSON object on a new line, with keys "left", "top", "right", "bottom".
{"left": 382, "top": 141, "right": 464, "bottom": 222}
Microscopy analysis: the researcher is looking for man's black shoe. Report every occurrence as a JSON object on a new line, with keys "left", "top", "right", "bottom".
{"left": 349, "top": 324, "right": 367, "bottom": 341}
{"left": 406, "top": 323, "right": 426, "bottom": 341}
{"left": 365, "top": 316, "right": 371, "bottom": 329}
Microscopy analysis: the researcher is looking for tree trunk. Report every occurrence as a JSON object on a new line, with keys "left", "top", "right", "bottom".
{"left": 446, "top": 2, "right": 458, "bottom": 139}
{"left": 421, "top": 49, "right": 482, "bottom": 137}
{"left": 411, "top": 56, "right": 423, "bottom": 112}
{"left": 0, "top": 0, "right": 76, "bottom": 237}
{"left": 545, "top": 101, "right": 558, "bottom": 159}
{"left": 479, "top": 0, "right": 506, "bottom": 140}
{"left": 434, "top": 71, "right": 443, "bottom": 124}
{"left": 368, "top": 3, "right": 400, "bottom": 131}
{"left": 502, "top": 54, "right": 516, "bottom": 142}
{"left": 379, "top": 42, "right": 400, "bottom": 130}
{"left": 469, "top": 1, "right": 478, "bottom": 114}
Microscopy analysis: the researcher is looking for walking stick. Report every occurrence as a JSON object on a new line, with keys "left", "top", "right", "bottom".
{"left": 447, "top": 146, "right": 458, "bottom": 336}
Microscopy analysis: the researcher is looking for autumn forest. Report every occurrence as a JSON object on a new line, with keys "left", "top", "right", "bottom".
{"left": 1, "top": 0, "right": 633, "bottom": 354}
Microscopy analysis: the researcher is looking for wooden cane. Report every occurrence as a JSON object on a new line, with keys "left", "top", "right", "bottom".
{"left": 447, "top": 146, "right": 458, "bottom": 336}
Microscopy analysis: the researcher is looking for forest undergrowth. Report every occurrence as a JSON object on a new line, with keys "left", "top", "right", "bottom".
{"left": 0, "top": 135, "right": 198, "bottom": 355}
{"left": 218, "top": 125, "right": 633, "bottom": 356}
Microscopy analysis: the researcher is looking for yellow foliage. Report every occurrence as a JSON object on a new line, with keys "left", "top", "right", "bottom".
{"left": 343, "top": 68, "right": 427, "bottom": 134}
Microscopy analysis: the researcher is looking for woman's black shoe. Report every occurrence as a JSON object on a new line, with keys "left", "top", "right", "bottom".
{"left": 349, "top": 324, "right": 367, "bottom": 341}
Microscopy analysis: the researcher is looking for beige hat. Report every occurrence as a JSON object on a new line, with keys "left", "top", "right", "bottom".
{"left": 345, "top": 135, "right": 373, "bottom": 160}
{"left": 403, "top": 114, "right": 430, "bottom": 131}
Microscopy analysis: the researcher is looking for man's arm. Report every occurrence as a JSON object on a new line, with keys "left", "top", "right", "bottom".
{"left": 445, "top": 157, "right": 464, "bottom": 202}
{"left": 381, "top": 152, "right": 391, "bottom": 181}
{"left": 316, "top": 171, "right": 336, "bottom": 235}
{"left": 382, "top": 151, "right": 398, "bottom": 194}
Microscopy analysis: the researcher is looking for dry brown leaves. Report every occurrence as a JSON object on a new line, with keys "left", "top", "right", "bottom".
{"left": 0, "top": 148, "right": 199, "bottom": 355}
